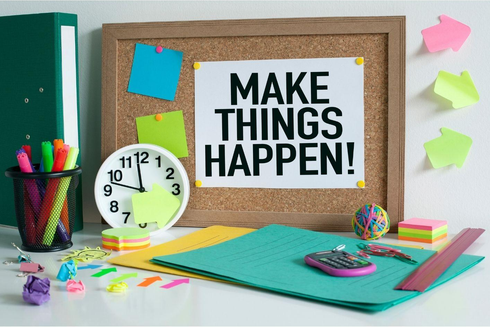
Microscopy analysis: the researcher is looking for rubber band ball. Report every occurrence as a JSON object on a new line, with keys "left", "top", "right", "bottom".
{"left": 352, "top": 203, "right": 390, "bottom": 240}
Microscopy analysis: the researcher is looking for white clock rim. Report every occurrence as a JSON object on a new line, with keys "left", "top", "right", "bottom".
{"left": 94, "top": 143, "right": 190, "bottom": 236}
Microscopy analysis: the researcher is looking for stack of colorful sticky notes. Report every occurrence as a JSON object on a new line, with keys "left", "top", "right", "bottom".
{"left": 398, "top": 218, "right": 447, "bottom": 243}
{"left": 102, "top": 228, "right": 150, "bottom": 251}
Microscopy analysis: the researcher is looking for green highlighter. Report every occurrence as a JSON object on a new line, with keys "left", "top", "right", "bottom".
{"left": 41, "top": 141, "right": 54, "bottom": 172}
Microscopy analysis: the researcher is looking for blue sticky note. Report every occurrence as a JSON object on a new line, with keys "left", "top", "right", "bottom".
{"left": 128, "top": 43, "right": 183, "bottom": 101}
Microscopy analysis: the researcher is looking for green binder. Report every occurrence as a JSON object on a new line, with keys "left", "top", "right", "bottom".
{"left": 0, "top": 13, "right": 83, "bottom": 231}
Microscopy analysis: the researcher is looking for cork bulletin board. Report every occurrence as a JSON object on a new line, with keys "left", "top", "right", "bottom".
{"left": 101, "top": 17, "right": 405, "bottom": 231}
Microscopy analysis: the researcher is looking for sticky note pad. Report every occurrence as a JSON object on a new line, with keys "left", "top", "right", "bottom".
{"left": 102, "top": 228, "right": 150, "bottom": 251}
{"left": 128, "top": 43, "right": 183, "bottom": 101}
{"left": 136, "top": 111, "right": 189, "bottom": 158}
{"left": 424, "top": 128, "right": 472, "bottom": 169}
{"left": 132, "top": 184, "right": 181, "bottom": 229}
{"left": 399, "top": 218, "right": 447, "bottom": 231}
{"left": 434, "top": 70, "right": 479, "bottom": 109}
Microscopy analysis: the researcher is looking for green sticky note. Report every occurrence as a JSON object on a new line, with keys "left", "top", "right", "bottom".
{"left": 434, "top": 70, "right": 479, "bottom": 109}
{"left": 424, "top": 127, "right": 472, "bottom": 169}
{"left": 132, "top": 184, "right": 181, "bottom": 228}
{"left": 136, "top": 111, "right": 188, "bottom": 158}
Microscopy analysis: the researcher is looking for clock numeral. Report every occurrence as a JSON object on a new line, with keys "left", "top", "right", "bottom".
{"left": 108, "top": 169, "right": 123, "bottom": 182}
{"left": 139, "top": 223, "right": 148, "bottom": 228}
{"left": 110, "top": 200, "right": 119, "bottom": 213}
{"left": 155, "top": 156, "right": 161, "bottom": 168}
{"left": 119, "top": 156, "right": 132, "bottom": 168}
{"left": 134, "top": 151, "right": 149, "bottom": 164}
{"left": 172, "top": 183, "right": 181, "bottom": 195}
{"left": 166, "top": 167, "right": 175, "bottom": 179}
{"left": 103, "top": 185, "right": 112, "bottom": 197}
{"left": 122, "top": 212, "right": 131, "bottom": 224}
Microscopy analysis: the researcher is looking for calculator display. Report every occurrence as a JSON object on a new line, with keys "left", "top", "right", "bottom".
{"left": 304, "top": 250, "right": 376, "bottom": 277}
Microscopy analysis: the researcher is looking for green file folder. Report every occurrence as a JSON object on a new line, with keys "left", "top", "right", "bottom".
{"left": 0, "top": 13, "right": 83, "bottom": 231}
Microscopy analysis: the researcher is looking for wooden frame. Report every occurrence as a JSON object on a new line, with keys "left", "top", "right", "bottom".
{"left": 102, "top": 17, "right": 405, "bottom": 231}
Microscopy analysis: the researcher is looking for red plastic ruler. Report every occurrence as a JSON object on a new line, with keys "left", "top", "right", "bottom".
{"left": 395, "top": 228, "right": 485, "bottom": 292}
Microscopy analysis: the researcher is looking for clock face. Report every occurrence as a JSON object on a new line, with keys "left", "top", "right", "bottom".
{"left": 94, "top": 144, "right": 189, "bottom": 235}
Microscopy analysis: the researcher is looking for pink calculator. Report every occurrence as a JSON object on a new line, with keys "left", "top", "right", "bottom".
{"left": 304, "top": 249, "right": 376, "bottom": 277}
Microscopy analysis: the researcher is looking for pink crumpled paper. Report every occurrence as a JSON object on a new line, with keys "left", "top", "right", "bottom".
{"left": 66, "top": 280, "right": 85, "bottom": 293}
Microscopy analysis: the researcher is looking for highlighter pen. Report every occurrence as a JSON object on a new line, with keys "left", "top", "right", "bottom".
{"left": 51, "top": 149, "right": 70, "bottom": 242}
{"left": 36, "top": 148, "right": 68, "bottom": 241}
{"left": 42, "top": 141, "right": 54, "bottom": 172}
{"left": 61, "top": 144, "right": 72, "bottom": 233}
{"left": 16, "top": 149, "right": 35, "bottom": 172}
{"left": 22, "top": 145, "right": 32, "bottom": 162}
{"left": 17, "top": 153, "right": 41, "bottom": 215}
{"left": 43, "top": 147, "right": 79, "bottom": 245}
{"left": 17, "top": 153, "right": 40, "bottom": 243}
{"left": 52, "top": 149, "right": 68, "bottom": 172}
{"left": 53, "top": 139, "right": 64, "bottom": 160}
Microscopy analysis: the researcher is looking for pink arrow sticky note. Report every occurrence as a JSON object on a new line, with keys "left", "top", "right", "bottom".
{"left": 422, "top": 15, "right": 471, "bottom": 52}
{"left": 160, "top": 278, "right": 189, "bottom": 289}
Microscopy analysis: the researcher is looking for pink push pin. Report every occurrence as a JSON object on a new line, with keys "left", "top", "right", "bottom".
{"left": 156, "top": 46, "right": 163, "bottom": 53}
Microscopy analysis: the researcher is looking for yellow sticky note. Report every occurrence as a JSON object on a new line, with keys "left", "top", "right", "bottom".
{"left": 434, "top": 70, "right": 479, "bottom": 109}
{"left": 132, "top": 184, "right": 181, "bottom": 228}
{"left": 108, "top": 226, "right": 255, "bottom": 281}
{"left": 136, "top": 111, "right": 189, "bottom": 158}
{"left": 424, "top": 127, "right": 472, "bottom": 168}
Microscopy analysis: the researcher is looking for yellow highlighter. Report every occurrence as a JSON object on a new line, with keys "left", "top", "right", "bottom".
{"left": 42, "top": 147, "right": 79, "bottom": 245}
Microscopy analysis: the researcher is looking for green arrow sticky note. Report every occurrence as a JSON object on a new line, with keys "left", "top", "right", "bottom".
{"left": 110, "top": 272, "right": 138, "bottom": 283}
{"left": 434, "top": 70, "right": 479, "bottom": 109}
{"left": 91, "top": 267, "right": 117, "bottom": 278}
{"left": 132, "top": 183, "right": 181, "bottom": 228}
{"left": 136, "top": 111, "right": 188, "bottom": 158}
{"left": 424, "top": 128, "right": 472, "bottom": 168}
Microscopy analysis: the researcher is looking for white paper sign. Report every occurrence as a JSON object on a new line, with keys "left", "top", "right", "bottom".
{"left": 195, "top": 57, "right": 364, "bottom": 188}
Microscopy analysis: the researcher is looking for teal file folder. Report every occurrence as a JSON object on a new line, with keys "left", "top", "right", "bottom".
{"left": 0, "top": 13, "right": 83, "bottom": 231}
{"left": 151, "top": 224, "right": 484, "bottom": 311}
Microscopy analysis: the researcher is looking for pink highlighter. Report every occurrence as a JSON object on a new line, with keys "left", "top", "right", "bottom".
{"left": 304, "top": 245, "right": 376, "bottom": 277}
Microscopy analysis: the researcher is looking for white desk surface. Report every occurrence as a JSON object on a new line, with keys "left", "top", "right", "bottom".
{"left": 0, "top": 223, "right": 488, "bottom": 326}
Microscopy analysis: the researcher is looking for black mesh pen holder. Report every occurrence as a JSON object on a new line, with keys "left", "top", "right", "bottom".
{"left": 5, "top": 166, "right": 82, "bottom": 252}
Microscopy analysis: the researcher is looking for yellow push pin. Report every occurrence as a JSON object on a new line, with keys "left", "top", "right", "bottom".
{"left": 155, "top": 114, "right": 163, "bottom": 121}
{"left": 195, "top": 180, "right": 203, "bottom": 187}
{"left": 357, "top": 180, "right": 365, "bottom": 188}
{"left": 193, "top": 62, "right": 201, "bottom": 70}
{"left": 356, "top": 57, "right": 364, "bottom": 65}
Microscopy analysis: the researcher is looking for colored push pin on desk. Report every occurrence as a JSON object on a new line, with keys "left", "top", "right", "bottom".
{"left": 156, "top": 46, "right": 163, "bottom": 53}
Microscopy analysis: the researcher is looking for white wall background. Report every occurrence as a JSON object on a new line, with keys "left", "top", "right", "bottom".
{"left": 1, "top": 1, "right": 489, "bottom": 232}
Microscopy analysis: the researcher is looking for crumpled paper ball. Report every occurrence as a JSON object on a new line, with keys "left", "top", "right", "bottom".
{"left": 22, "top": 275, "right": 50, "bottom": 305}
{"left": 57, "top": 260, "right": 78, "bottom": 282}
{"left": 66, "top": 280, "right": 85, "bottom": 293}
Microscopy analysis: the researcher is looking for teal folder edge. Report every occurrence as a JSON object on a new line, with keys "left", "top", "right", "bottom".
{"left": 151, "top": 225, "right": 484, "bottom": 312}
{"left": 0, "top": 12, "right": 83, "bottom": 232}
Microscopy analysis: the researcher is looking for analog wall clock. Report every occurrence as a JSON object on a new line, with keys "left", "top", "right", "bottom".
{"left": 94, "top": 144, "right": 189, "bottom": 235}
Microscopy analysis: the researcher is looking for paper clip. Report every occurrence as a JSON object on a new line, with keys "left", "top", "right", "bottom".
{"left": 356, "top": 250, "right": 371, "bottom": 259}
{"left": 356, "top": 243, "right": 418, "bottom": 264}
{"left": 12, "top": 243, "right": 31, "bottom": 263}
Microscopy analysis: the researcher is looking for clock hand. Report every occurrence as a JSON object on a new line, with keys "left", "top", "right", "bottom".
{"left": 110, "top": 181, "right": 141, "bottom": 191}
{"left": 136, "top": 163, "right": 145, "bottom": 192}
